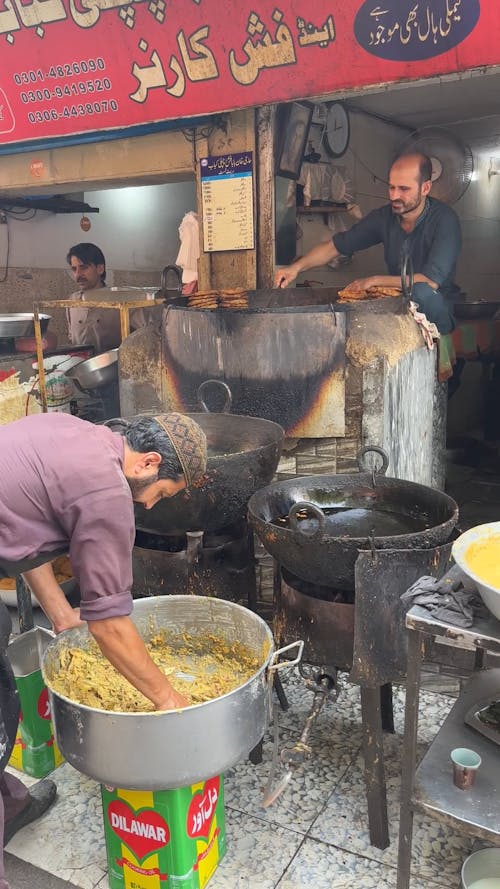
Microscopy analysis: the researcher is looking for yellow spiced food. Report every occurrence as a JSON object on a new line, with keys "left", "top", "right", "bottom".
{"left": 464, "top": 532, "right": 500, "bottom": 589}
{"left": 48, "top": 632, "right": 260, "bottom": 712}
{"left": 0, "top": 555, "right": 72, "bottom": 590}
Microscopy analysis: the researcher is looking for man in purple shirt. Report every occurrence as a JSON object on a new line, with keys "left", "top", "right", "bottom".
{"left": 0, "top": 411, "right": 207, "bottom": 888}
{"left": 0, "top": 411, "right": 207, "bottom": 711}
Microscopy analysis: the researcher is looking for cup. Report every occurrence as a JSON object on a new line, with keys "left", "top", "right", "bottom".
{"left": 450, "top": 747, "right": 482, "bottom": 790}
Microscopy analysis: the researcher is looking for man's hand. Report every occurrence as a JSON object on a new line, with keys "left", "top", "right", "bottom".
{"left": 89, "top": 615, "right": 190, "bottom": 712}
{"left": 274, "top": 241, "right": 339, "bottom": 289}
{"left": 22, "top": 563, "right": 83, "bottom": 634}
{"left": 156, "top": 687, "right": 190, "bottom": 711}
{"left": 53, "top": 607, "right": 85, "bottom": 634}
{"left": 274, "top": 265, "right": 299, "bottom": 288}
{"left": 346, "top": 276, "right": 378, "bottom": 293}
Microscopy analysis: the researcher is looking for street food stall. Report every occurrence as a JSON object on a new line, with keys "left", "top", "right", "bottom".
{"left": 2, "top": 1, "right": 500, "bottom": 886}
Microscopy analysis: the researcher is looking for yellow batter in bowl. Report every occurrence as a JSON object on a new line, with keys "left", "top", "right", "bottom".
{"left": 464, "top": 532, "right": 500, "bottom": 590}
{"left": 49, "top": 631, "right": 260, "bottom": 712}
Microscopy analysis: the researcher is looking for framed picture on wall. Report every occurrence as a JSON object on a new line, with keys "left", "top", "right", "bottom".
{"left": 276, "top": 101, "right": 314, "bottom": 180}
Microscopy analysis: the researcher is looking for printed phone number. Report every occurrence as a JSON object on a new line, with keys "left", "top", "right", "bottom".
{"left": 27, "top": 101, "right": 118, "bottom": 123}
{"left": 20, "top": 80, "right": 112, "bottom": 103}
{"left": 14, "top": 59, "right": 106, "bottom": 84}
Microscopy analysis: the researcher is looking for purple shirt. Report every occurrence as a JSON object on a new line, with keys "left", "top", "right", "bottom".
{"left": 0, "top": 414, "right": 135, "bottom": 622}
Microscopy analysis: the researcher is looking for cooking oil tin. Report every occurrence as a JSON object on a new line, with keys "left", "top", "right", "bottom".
{"left": 101, "top": 775, "right": 226, "bottom": 889}
{"left": 8, "top": 627, "right": 64, "bottom": 777}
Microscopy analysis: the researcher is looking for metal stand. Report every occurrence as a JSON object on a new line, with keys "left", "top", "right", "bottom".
{"left": 33, "top": 297, "right": 163, "bottom": 412}
{"left": 397, "top": 589, "right": 500, "bottom": 889}
{"left": 15, "top": 575, "right": 34, "bottom": 634}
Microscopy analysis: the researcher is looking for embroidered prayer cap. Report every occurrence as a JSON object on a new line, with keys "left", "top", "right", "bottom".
{"left": 154, "top": 413, "right": 207, "bottom": 487}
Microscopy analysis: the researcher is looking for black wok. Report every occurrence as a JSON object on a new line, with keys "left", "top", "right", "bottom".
{"left": 248, "top": 447, "right": 458, "bottom": 589}
{"left": 112, "top": 382, "right": 284, "bottom": 535}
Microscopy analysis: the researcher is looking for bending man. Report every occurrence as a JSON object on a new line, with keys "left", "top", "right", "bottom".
{"left": 0, "top": 411, "right": 207, "bottom": 711}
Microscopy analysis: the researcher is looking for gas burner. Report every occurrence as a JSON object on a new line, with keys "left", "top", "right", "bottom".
{"left": 281, "top": 567, "right": 354, "bottom": 604}
{"left": 132, "top": 521, "right": 256, "bottom": 605}
{"left": 73, "top": 396, "right": 107, "bottom": 423}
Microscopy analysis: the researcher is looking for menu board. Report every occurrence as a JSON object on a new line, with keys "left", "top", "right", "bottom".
{"left": 200, "top": 153, "right": 254, "bottom": 252}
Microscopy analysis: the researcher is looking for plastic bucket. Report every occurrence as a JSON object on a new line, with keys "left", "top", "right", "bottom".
{"left": 32, "top": 354, "right": 81, "bottom": 406}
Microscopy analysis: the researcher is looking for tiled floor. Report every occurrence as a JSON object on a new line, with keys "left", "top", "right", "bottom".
{"left": 4, "top": 672, "right": 489, "bottom": 889}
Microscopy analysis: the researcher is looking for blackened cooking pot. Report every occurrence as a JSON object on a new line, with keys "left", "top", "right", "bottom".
{"left": 111, "top": 382, "right": 285, "bottom": 534}
{"left": 248, "top": 447, "right": 459, "bottom": 589}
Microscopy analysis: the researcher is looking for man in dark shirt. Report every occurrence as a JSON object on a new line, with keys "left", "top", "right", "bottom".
{"left": 274, "top": 152, "right": 462, "bottom": 334}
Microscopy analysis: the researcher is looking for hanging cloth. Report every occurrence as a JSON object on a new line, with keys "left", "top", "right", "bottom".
{"left": 176, "top": 211, "right": 200, "bottom": 285}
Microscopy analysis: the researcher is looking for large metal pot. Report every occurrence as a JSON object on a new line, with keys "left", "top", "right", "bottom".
{"left": 248, "top": 447, "right": 459, "bottom": 589}
{"left": 42, "top": 596, "right": 301, "bottom": 790}
{"left": 119, "top": 382, "right": 285, "bottom": 534}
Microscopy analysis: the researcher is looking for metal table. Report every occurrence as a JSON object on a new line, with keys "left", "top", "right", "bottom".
{"left": 397, "top": 580, "right": 500, "bottom": 889}
{"left": 32, "top": 297, "right": 163, "bottom": 412}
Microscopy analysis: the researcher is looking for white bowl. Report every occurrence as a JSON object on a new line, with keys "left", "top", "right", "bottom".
{"left": 461, "top": 847, "right": 500, "bottom": 887}
{"left": 452, "top": 522, "right": 500, "bottom": 621}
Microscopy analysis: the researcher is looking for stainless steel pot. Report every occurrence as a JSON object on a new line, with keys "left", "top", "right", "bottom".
{"left": 42, "top": 595, "right": 302, "bottom": 790}
{"left": 64, "top": 349, "right": 118, "bottom": 392}
{"left": 0, "top": 313, "right": 51, "bottom": 339}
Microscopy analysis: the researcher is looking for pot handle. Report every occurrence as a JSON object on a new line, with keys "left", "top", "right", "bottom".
{"left": 401, "top": 250, "right": 414, "bottom": 303}
{"left": 357, "top": 446, "right": 389, "bottom": 476}
{"left": 267, "top": 640, "right": 304, "bottom": 675}
{"left": 197, "top": 380, "right": 232, "bottom": 414}
{"left": 288, "top": 501, "right": 326, "bottom": 539}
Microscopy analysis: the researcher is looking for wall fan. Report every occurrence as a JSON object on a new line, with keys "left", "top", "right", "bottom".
{"left": 396, "top": 126, "right": 474, "bottom": 205}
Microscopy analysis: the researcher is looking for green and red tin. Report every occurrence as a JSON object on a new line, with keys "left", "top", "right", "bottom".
{"left": 8, "top": 627, "right": 63, "bottom": 778}
{"left": 102, "top": 775, "right": 226, "bottom": 889}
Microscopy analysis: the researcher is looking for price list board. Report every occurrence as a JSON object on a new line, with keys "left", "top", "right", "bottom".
{"left": 200, "top": 153, "right": 254, "bottom": 252}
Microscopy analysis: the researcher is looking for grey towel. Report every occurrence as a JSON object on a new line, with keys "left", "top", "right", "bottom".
{"left": 401, "top": 576, "right": 485, "bottom": 628}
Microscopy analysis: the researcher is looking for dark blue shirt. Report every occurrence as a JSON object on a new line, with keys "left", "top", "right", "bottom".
{"left": 332, "top": 197, "right": 461, "bottom": 298}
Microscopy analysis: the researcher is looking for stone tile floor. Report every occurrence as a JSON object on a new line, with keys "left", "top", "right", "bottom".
{"left": 4, "top": 672, "right": 494, "bottom": 889}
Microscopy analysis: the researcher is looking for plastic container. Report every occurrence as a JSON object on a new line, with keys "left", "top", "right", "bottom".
{"left": 32, "top": 353, "right": 82, "bottom": 406}
{"left": 102, "top": 776, "right": 226, "bottom": 889}
{"left": 461, "top": 847, "right": 500, "bottom": 888}
{"left": 7, "top": 628, "right": 64, "bottom": 777}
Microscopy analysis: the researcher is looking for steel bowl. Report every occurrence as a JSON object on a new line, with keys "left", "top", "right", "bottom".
{"left": 42, "top": 596, "right": 275, "bottom": 789}
{"left": 0, "top": 313, "right": 51, "bottom": 339}
{"left": 452, "top": 522, "right": 500, "bottom": 620}
{"left": 0, "top": 577, "right": 77, "bottom": 609}
{"left": 461, "top": 847, "right": 500, "bottom": 888}
{"left": 64, "top": 348, "right": 118, "bottom": 392}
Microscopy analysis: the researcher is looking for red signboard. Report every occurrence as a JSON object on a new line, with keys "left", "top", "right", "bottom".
{"left": 1, "top": 0, "right": 499, "bottom": 151}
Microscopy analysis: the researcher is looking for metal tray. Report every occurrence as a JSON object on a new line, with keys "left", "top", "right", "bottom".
{"left": 464, "top": 697, "right": 500, "bottom": 747}
{"left": 0, "top": 313, "right": 51, "bottom": 339}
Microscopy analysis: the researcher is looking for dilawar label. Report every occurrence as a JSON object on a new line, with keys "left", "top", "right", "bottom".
{"left": 102, "top": 775, "right": 226, "bottom": 889}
